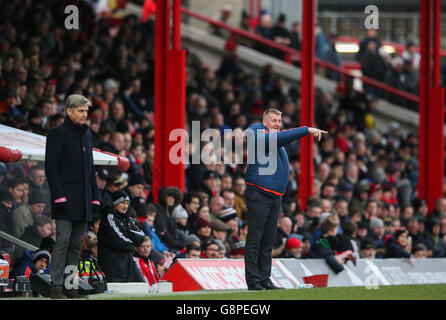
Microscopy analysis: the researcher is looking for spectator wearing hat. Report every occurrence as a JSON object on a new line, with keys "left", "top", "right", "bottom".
{"left": 219, "top": 208, "right": 245, "bottom": 259}
{"left": 11, "top": 249, "right": 51, "bottom": 280}
{"left": 338, "top": 182, "right": 354, "bottom": 202}
{"left": 194, "top": 218, "right": 212, "bottom": 243}
{"left": 125, "top": 174, "right": 145, "bottom": 203}
{"left": 359, "top": 239, "right": 376, "bottom": 259}
{"left": 280, "top": 237, "right": 303, "bottom": 258}
{"left": 383, "top": 218, "right": 396, "bottom": 236}
{"left": 199, "top": 170, "right": 220, "bottom": 199}
{"left": 12, "top": 189, "right": 46, "bottom": 239}
{"left": 300, "top": 233, "right": 312, "bottom": 258}
{"left": 172, "top": 205, "right": 189, "bottom": 247}
{"left": 356, "top": 220, "right": 369, "bottom": 243}
{"left": 101, "top": 175, "right": 126, "bottom": 206}
{"left": 219, "top": 208, "right": 239, "bottom": 234}
{"left": 210, "top": 219, "right": 231, "bottom": 246}
{"left": 228, "top": 236, "right": 245, "bottom": 259}
{"left": 201, "top": 239, "right": 220, "bottom": 259}
{"left": 11, "top": 236, "right": 54, "bottom": 278}
{"left": 366, "top": 217, "right": 386, "bottom": 258}
{"left": 97, "top": 190, "right": 146, "bottom": 283}
{"left": 384, "top": 229, "right": 412, "bottom": 259}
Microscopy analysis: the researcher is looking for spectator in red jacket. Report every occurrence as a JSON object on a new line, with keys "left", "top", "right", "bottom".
{"left": 134, "top": 236, "right": 160, "bottom": 288}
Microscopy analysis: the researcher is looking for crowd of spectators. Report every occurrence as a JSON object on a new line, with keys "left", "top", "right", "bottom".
{"left": 0, "top": 0, "right": 446, "bottom": 291}
{"left": 211, "top": 7, "right": 422, "bottom": 109}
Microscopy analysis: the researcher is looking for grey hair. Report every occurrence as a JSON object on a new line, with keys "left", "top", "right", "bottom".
{"left": 263, "top": 107, "right": 282, "bottom": 120}
{"left": 65, "top": 94, "right": 91, "bottom": 110}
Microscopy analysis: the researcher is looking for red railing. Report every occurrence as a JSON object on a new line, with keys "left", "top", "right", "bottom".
{"left": 181, "top": 7, "right": 420, "bottom": 104}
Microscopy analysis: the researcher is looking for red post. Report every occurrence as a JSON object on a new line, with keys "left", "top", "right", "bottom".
{"left": 298, "top": 0, "right": 316, "bottom": 211}
{"left": 153, "top": 0, "right": 186, "bottom": 202}
{"left": 418, "top": 0, "right": 444, "bottom": 211}
{"left": 172, "top": 0, "right": 181, "bottom": 50}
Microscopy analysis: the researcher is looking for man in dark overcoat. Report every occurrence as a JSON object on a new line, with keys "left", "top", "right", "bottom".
{"left": 45, "top": 94, "right": 101, "bottom": 299}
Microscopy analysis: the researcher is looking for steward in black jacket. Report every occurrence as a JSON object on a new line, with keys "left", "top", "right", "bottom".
{"left": 97, "top": 191, "right": 146, "bottom": 282}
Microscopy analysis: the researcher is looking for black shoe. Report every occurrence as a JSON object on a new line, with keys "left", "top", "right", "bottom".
{"left": 50, "top": 287, "right": 67, "bottom": 299}
{"left": 247, "top": 283, "right": 266, "bottom": 291}
{"left": 261, "top": 279, "right": 284, "bottom": 290}
{"left": 62, "top": 287, "right": 87, "bottom": 299}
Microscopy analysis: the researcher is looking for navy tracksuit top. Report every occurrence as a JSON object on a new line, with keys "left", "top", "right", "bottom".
{"left": 244, "top": 122, "right": 309, "bottom": 197}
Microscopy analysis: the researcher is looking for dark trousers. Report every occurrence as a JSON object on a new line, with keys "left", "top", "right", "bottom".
{"left": 51, "top": 220, "right": 86, "bottom": 288}
{"left": 244, "top": 187, "right": 282, "bottom": 286}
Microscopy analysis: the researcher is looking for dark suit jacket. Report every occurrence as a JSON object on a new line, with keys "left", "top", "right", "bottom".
{"left": 45, "top": 117, "right": 100, "bottom": 222}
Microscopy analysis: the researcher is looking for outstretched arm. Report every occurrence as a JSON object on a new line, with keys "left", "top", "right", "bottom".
{"left": 271, "top": 126, "right": 328, "bottom": 146}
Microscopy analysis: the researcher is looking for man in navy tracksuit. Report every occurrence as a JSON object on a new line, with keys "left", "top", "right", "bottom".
{"left": 244, "top": 108, "right": 326, "bottom": 290}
